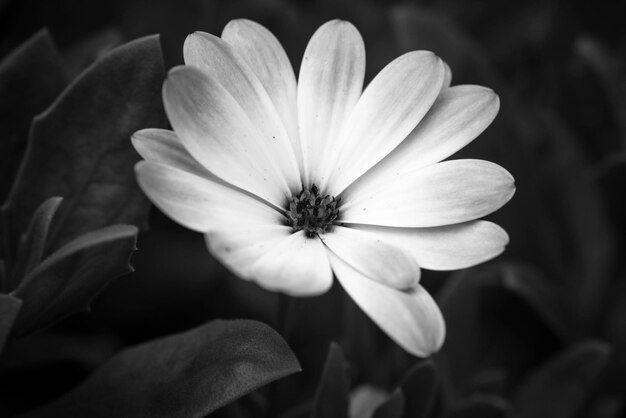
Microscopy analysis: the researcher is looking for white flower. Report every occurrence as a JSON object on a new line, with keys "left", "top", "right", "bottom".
{"left": 132, "top": 19, "right": 515, "bottom": 357}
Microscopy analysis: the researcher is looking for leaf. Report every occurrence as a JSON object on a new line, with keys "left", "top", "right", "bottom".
{"left": 447, "top": 395, "right": 509, "bottom": 418}
{"left": 11, "top": 225, "right": 137, "bottom": 337}
{"left": 511, "top": 341, "right": 612, "bottom": 418}
{"left": 7, "top": 196, "right": 63, "bottom": 291}
{"left": 311, "top": 342, "right": 350, "bottom": 418}
{"left": 437, "top": 266, "right": 564, "bottom": 397}
{"left": 19, "top": 319, "right": 301, "bottom": 418}
{"left": 372, "top": 388, "right": 404, "bottom": 418}
{"left": 389, "top": 4, "right": 497, "bottom": 85}
{"left": 0, "top": 29, "right": 67, "bottom": 202}
{"left": 399, "top": 359, "right": 440, "bottom": 418}
{"left": 63, "top": 28, "right": 123, "bottom": 79}
{"left": 0, "top": 293, "right": 21, "bottom": 354}
{"left": 500, "top": 262, "right": 574, "bottom": 341}
{"left": 3, "top": 35, "right": 166, "bottom": 251}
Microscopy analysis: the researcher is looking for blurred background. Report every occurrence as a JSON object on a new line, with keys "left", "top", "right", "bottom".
{"left": 1, "top": 0, "right": 625, "bottom": 417}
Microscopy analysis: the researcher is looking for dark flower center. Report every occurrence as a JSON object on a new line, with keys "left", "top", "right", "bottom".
{"left": 286, "top": 184, "right": 340, "bottom": 238}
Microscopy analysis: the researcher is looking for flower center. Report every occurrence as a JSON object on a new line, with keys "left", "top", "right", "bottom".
{"left": 287, "top": 184, "right": 340, "bottom": 238}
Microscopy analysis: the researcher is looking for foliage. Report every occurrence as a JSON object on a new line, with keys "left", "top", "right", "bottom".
{"left": 1, "top": 0, "right": 625, "bottom": 417}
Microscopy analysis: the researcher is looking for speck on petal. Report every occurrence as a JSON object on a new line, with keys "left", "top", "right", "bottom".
{"left": 341, "top": 159, "right": 515, "bottom": 227}
{"left": 329, "top": 252, "right": 445, "bottom": 357}
{"left": 183, "top": 31, "right": 302, "bottom": 191}
{"left": 321, "top": 226, "right": 420, "bottom": 289}
{"left": 163, "top": 65, "right": 293, "bottom": 207}
{"left": 221, "top": 19, "right": 302, "bottom": 171}
{"left": 298, "top": 19, "right": 366, "bottom": 187}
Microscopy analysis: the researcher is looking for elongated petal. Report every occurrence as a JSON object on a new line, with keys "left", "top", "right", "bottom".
{"left": 321, "top": 226, "right": 419, "bottom": 289}
{"left": 221, "top": 19, "right": 302, "bottom": 171}
{"left": 329, "top": 253, "right": 445, "bottom": 357}
{"left": 132, "top": 129, "right": 209, "bottom": 178}
{"left": 322, "top": 51, "right": 444, "bottom": 195}
{"left": 298, "top": 20, "right": 365, "bottom": 187}
{"left": 442, "top": 61, "right": 452, "bottom": 88}
{"left": 344, "top": 85, "right": 499, "bottom": 197}
{"left": 352, "top": 221, "right": 509, "bottom": 270}
{"left": 251, "top": 231, "right": 334, "bottom": 296}
{"left": 341, "top": 159, "right": 515, "bottom": 227}
{"left": 135, "top": 162, "right": 283, "bottom": 232}
{"left": 206, "top": 225, "right": 292, "bottom": 280}
{"left": 183, "top": 32, "right": 301, "bottom": 191}
{"left": 163, "top": 66, "right": 294, "bottom": 207}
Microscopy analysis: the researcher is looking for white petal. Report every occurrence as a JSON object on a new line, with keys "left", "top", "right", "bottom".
{"left": 442, "top": 61, "right": 452, "bottom": 88}
{"left": 132, "top": 129, "right": 209, "bottom": 178}
{"left": 352, "top": 221, "right": 509, "bottom": 270}
{"left": 329, "top": 253, "right": 445, "bottom": 357}
{"left": 322, "top": 51, "right": 445, "bottom": 195}
{"left": 183, "top": 31, "right": 301, "bottom": 190}
{"left": 251, "top": 231, "right": 334, "bottom": 296}
{"left": 135, "top": 161, "right": 283, "bottom": 232}
{"left": 341, "top": 159, "right": 515, "bottom": 227}
{"left": 163, "top": 66, "right": 294, "bottom": 207}
{"left": 206, "top": 225, "right": 292, "bottom": 280}
{"left": 321, "top": 226, "right": 420, "bottom": 289}
{"left": 221, "top": 19, "right": 303, "bottom": 172}
{"left": 344, "top": 85, "right": 500, "bottom": 197}
{"left": 297, "top": 20, "right": 365, "bottom": 187}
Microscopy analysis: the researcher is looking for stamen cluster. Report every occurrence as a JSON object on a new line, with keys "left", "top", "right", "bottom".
{"left": 287, "top": 185, "right": 340, "bottom": 237}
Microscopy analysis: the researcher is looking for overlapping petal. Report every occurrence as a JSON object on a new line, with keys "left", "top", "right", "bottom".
{"left": 297, "top": 20, "right": 366, "bottom": 187}
{"left": 133, "top": 19, "right": 514, "bottom": 359}
{"left": 329, "top": 253, "right": 445, "bottom": 357}
{"left": 206, "top": 225, "right": 291, "bottom": 280}
{"left": 163, "top": 66, "right": 294, "bottom": 207}
{"left": 321, "top": 226, "right": 420, "bottom": 289}
{"left": 351, "top": 221, "right": 509, "bottom": 270}
{"left": 135, "top": 162, "right": 283, "bottom": 232}
{"left": 221, "top": 19, "right": 302, "bottom": 171}
{"left": 183, "top": 31, "right": 301, "bottom": 190}
{"left": 341, "top": 159, "right": 515, "bottom": 227}
{"left": 252, "top": 231, "right": 334, "bottom": 296}
{"left": 344, "top": 85, "right": 499, "bottom": 197}
{"left": 132, "top": 129, "right": 209, "bottom": 178}
{"left": 322, "top": 51, "right": 445, "bottom": 195}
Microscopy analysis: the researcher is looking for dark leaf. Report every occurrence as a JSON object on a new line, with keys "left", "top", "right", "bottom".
{"left": 500, "top": 262, "right": 574, "bottom": 341}
{"left": 373, "top": 388, "right": 404, "bottom": 418}
{"left": 437, "top": 266, "right": 563, "bottom": 397}
{"left": 63, "top": 28, "right": 124, "bottom": 79}
{"left": 311, "top": 342, "right": 349, "bottom": 418}
{"left": 511, "top": 341, "right": 611, "bottom": 418}
{"left": 0, "top": 29, "right": 67, "bottom": 202}
{"left": 447, "top": 395, "right": 509, "bottom": 418}
{"left": 11, "top": 225, "right": 137, "bottom": 337}
{"left": 3, "top": 35, "right": 166, "bottom": 251}
{"left": 20, "top": 319, "right": 301, "bottom": 418}
{"left": 0, "top": 293, "right": 21, "bottom": 354}
{"left": 399, "top": 359, "right": 440, "bottom": 418}
{"left": 389, "top": 4, "right": 497, "bottom": 85}
{"left": 8, "top": 196, "right": 63, "bottom": 291}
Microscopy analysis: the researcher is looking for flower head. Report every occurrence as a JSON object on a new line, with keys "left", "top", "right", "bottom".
{"left": 132, "top": 19, "right": 515, "bottom": 357}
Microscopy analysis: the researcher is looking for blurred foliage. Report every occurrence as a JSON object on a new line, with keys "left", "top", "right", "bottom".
{"left": 0, "top": 0, "right": 625, "bottom": 417}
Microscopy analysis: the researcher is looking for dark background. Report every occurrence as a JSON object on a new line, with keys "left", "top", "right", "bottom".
{"left": 1, "top": 0, "right": 625, "bottom": 417}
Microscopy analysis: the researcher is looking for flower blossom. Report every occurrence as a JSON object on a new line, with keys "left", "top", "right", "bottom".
{"left": 132, "top": 19, "right": 515, "bottom": 357}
